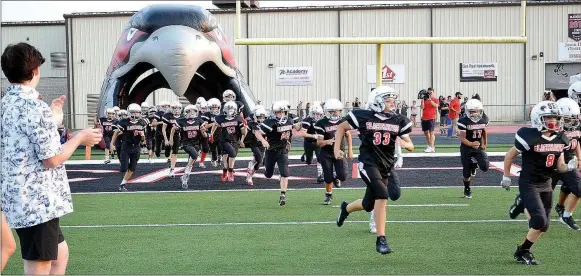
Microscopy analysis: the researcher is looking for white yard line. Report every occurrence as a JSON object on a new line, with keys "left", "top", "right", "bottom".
{"left": 60, "top": 219, "right": 556, "bottom": 229}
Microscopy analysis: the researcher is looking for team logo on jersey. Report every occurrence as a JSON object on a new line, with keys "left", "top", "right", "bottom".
{"left": 534, "top": 144, "right": 567, "bottom": 152}
{"left": 365, "top": 122, "right": 400, "bottom": 132}
{"left": 325, "top": 125, "right": 339, "bottom": 132}
{"left": 467, "top": 124, "right": 486, "bottom": 130}
{"left": 277, "top": 125, "right": 293, "bottom": 132}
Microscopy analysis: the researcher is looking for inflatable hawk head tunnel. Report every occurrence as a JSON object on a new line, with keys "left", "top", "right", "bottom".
{"left": 98, "top": 4, "right": 256, "bottom": 117}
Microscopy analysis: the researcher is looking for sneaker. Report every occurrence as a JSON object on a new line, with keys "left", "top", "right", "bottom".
{"left": 168, "top": 169, "right": 175, "bottom": 178}
{"left": 211, "top": 161, "right": 218, "bottom": 167}
{"left": 369, "top": 220, "right": 377, "bottom": 234}
{"left": 317, "top": 174, "right": 324, "bottom": 183}
{"left": 336, "top": 201, "right": 349, "bottom": 227}
{"left": 104, "top": 159, "right": 111, "bottom": 164}
{"left": 464, "top": 188, "right": 472, "bottom": 199}
{"left": 322, "top": 194, "right": 332, "bottom": 205}
{"left": 279, "top": 194, "right": 286, "bottom": 206}
{"left": 198, "top": 162, "right": 206, "bottom": 169}
{"left": 119, "top": 184, "right": 128, "bottom": 192}
{"left": 424, "top": 147, "right": 432, "bottom": 153}
{"left": 333, "top": 179, "right": 342, "bottom": 188}
{"left": 509, "top": 194, "right": 525, "bottom": 219}
{"left": 376, "top": 236, "right": 393, "bottom": 255}
{"left": 181, "top": 174, "right": 189, "bottom": 189}
{"left": 555, "top": 204, "right": 565, "bottom": 218}
{"left": 221, "top": 171, "right": 227, "bottom": 182}
{"left": 228, "top": 171, "right": 234, "bottom": 182}
{"left": 559, "top": 215, "right": 580, "bottom": 231}
{"left": 514, "top": 246, "right": 538, "bottom": 265}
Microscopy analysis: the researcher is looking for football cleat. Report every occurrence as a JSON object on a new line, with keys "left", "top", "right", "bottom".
{"left": 181, "top": 174, "right": 189, "bottom": 189}
{"left": 168, "top": 169, "right": 175, "bottom": 178}
{"left": 104, "top": 159, "right": 111, "bottom": 164}
{"left": 464, "top": 188, "right": 472, "bottom": 199}
{"left": 376, "top": 236, "right": 393, "bottom": 255}
{"left": 559, "top": 216, "right": 580, "bottom": 231}
{"left": 555, "top": 204, "right": 565, "bottom": 218}
{"left": 514, "top": 246, "right": 538, "bottom": 265}
{"left": 228, "top": 171, "right": 234, "bottom": 182}
{"left": 221, "top": 171, "right": 227, "bottom": 182}
{"left": 279, "top": 194, "right": 286, "bottom": 206}
{"left": 198, "top": 162, "right": 206, "bottom": 168}
{"left": 211, "top": 161, "right": 218, "bottom": 167}
{"left": 322, "top": 194, "right": 332, "bottom": 205}
{"left": 317, "top": 174, "right": 324, "bottom": 183}
{"left": 148, "top": 158, "right": 153, "bottom": 164}
{"left": 336, "top": 201, "right": 349, "bottom": 227}
{"left": 509, "top": 194, "right": 524, "bottom": 219}
{"left": 119, "top": 184, "right": 128, "bottom": 192}
{"left": 333, "top": 179, "right": 342, "bottom": 188}
{"left": 301, "top": 154, "right": 305, "bottom": 162}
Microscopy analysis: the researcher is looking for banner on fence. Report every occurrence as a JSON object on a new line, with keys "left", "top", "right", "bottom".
{"left": 275, "top": 67, "right": 313, "bottom": 86}
{"left": 366, "top": 64, "right": 405, "bottom": 84}
{"left": 459, "top": 63, "right": 498, "bottom": 82}
{"left": 558, "top": 42, "right": 581, "bottom": 62}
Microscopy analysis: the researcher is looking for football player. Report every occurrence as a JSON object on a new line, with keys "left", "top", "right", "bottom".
{"left": 110, "top": 103, "right": 147, "bottom": 192}
{"left": 100, "top": 108, "right": 117, "bottom": 164}
{"left": 222, "top": 89, "right": 245, "bottom": 116}
{"left": 501, "top": 100, "right": 576, "bottom": 265}
{"left": 162, "top": 101, "right": 182, "bottom": 177}
{"left": 245, "top": 106, "right": 268, "bottom": 186}
{"left": 315, "top": 99, "right": 353, "bottom": 205}
{"left": 256, "top": 101, "right": 302, "bottom": 206}
{"left": 145, "top": 106, "right": 157, "bottom": 163}
{"left": 201, "top": 98, "right": 222, "bottom": 167}
{"left": 301, "top": 104, "right": 325, "bottom": 183}
{"left": 457, "top": 99, "right": 490, "bottom": 199}
{"left": 173, "top": 104, "right": 207, "bottom": 189}
{"left": 334, "top": 86, "right": 414, "bottom": 255}
{"left": 211, "top": 101, "right": 246, "bottom": 182}
{"left": 152, "top": 100, "right": 170, "bottom": 160}
{"left": 114, "top": 109, "right": 129, "bottom": 159}
{"left": 195, "top": 98, "right": 210, "bottom": 168}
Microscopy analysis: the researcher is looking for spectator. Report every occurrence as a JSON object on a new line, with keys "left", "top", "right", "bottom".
{"left": 305, "top": 102, "right": 311, "bottom": 116}
{"left": 352, "top": 97, "right": 361, "bottom": 109}
{"left": 297, "top": 101, "right": 304, "bottom": 119}
{"left": 400, "top": 100, "right": 408, "bottom": 118}
{"left": 420, "top": 87, "right": 439, "bottom": 152}
{"left": 438, "top": 96, "right": 449, "bottom": 136}
{"left": 460, "top": 97, "right": 468, "bottom": 117}
{"left": 411, "top": 100, "right": 418, "bottom": 127}
{"left": 449, "top": 92, "right": 462, "bottom": 138}
{"left": 1, "top": 42, "right": 102, "bottom": 275}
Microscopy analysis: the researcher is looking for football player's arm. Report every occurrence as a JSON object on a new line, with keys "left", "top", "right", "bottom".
{"left": 169, "top": 125, "right": 176, "bottom": 143}
{"left": 397, "top": 120, "right": 414, "bottom": 152}
{"left": 240, "top": 122, "right": 247, "bottom": 143}
{"left": 333, "top": 122, "right": 351, "bottom": 159}
{"left": 345, "top": 130, "right": 353, "bottom": 159}
{"left": 556, "top": 154, "right": 575, "bottom": 173}
{"left": 254, "top": 130, "right": 269, "bottom": 149}
{"left": 482, "top": 129, "right": 488, "bottom": 149}
{"left": 162, "top": 123, "right": 169, "bottom": 143}
{"left": 210, "top": 124, "right": 217, "bottom": 138}
{"left": 315, "top": 126, "right": 329, "bottom": 147}
{"left": 110, "top": 129, "right": 120, "bottom": 150}
{"left": 201, "top": 122, "right": 208, "bottom": 137}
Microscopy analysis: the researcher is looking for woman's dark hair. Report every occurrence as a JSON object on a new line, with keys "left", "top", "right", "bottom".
{"left": 1, "top": 43, "right": 45, "bottom": 83}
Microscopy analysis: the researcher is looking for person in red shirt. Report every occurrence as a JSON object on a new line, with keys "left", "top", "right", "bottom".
{"left": 420, "top": 87, "right": 439, "bottom": 152}
{"left": 449, "top": 92, "right": 462, "bottom": 138}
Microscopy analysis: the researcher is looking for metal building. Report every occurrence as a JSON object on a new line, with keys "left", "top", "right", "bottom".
{"left": 64, "top": 1, "right": 581, "bottom": 127}
{"left": 1, "top": 21, "right": 68, "bottom": 115}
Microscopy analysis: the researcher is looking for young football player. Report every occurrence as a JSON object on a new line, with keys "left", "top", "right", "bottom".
{"left": 211, "top": 101, "right": 246, "bottom": 182}
{"left": 153, "top": 100, "right": 170, "bottom": 160}
{"left": 334, "top": 86, "right": 414, "bottom": 255}
{"left": 114, "top": 109, "right": 129, "bottom": 160}
{"left": 256, "top": 101, "right": 301, "bottom": 206}
{"left": 222, "top": 89, "right": 245, "bottom": 116}
{"left": 302, "top": 104, "right": 325, "bottom": 183}
{"left": 100, "top": 108, "right": 117, "bottom": 164}
{"left": 173, "top": 104, "right": 206, "bottom": 189}
{"left": 162, "top": 101, "right": 182, "bottom": 177}
{"left": 146, "top": 106, "right": 157, "bottom": 163}
{"left": 196, "top": 99, "right": 210, "bottom": 168}
{"left": 245, "top": 106, "right": 268, "bottom": 186}
{"left": 457, "top": 99, "right": 490, "bottom": 199}
{"left": 501, "top": 100, "right": 576, "bottom": 265}
{"left": 111, "top": 103, "right": 147, "bottom": 192}
{"left": 315, "top": 99, "right": 353, "bottom": 205}
{"left": 202, "top": 98, "right": 222, "bottom": 167}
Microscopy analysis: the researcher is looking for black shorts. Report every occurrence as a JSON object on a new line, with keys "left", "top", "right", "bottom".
{"left": 264, "top": 149, "right": 290, "bottom": 178}
{"left": 104, "top": 135, "right": 112, "bottom": 149}
{"left": 182, "top": 143, "right": 200, "bottom": 161}
{"left": 303, "top": 140, "right": 320, "bottom": 165}
{"left": 220, "top": 140, "right": 240, "bottom": 158}
{"left": 319, "top": 154, "right": 347, "bottom": 184}
{"left": 120, "top": 145, "right": 140, "bottom": 173}
{"left": 165, "top": 135, "right": 180, "bottom": 155}
{"left": 359, "top": 162, "right": 391, "bottom": 212}
{"left": 146, "top": 136, "right": 154, "bottom": 151}
{"left": 15, "top": 218, "right": 65, "bottom": 261}
{"left": 519, "top": 180, "right": 553, "bottom": 232}
{"left": 421, "top": 119, "right": 435, "bottom": 132}
{"left": 460, "top": 146, "right": 489, "bottom": 178}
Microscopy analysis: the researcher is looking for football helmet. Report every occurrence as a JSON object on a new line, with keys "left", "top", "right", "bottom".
{"left": 324, "top": 98, "right": 344, "bottom": 121}
{"left": 531, "top": 100, "right": 562, "bottom": 132}
{"left": 556, "top": 97, "right": 580, "bottom": 130}
{"left": 465, "top": 99, "right": 484, "bottom": 123}
{"left": 128, "top": 103, "right": 141, "bottom": 120}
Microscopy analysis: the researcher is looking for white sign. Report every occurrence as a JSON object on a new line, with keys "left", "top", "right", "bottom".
{"left": 459, "top": 63, "right": 498, "bottom": 82}
{"left": 366, "top": 64, "right": 405, "bottom": 84}
{"left": 558, "top": 42, "right": 581, "bottom": 62}
{"left": 275, "top": 67, "right": 313, "bottom": 86}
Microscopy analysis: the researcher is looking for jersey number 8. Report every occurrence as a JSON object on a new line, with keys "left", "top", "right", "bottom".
{"left": 281, "top": 131, "right": 291, "bottom": 140}
{"left": 545, "top": 154, "right": 555, "bottom": 167}
{"left": 373, "top": 132, "right": 391, "bottom": 145}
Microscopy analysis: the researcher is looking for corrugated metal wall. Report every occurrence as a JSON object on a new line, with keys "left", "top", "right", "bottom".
{"left": 340, "top": 8, "right": 432, "bottom": 108}
{"left": 526, "top": 4, "right": 581, "bottom": 105}
{"left": 248, "top": 11, "right": 340, "bottom": 109}
{"left": 433, "top": 6, "right": 525, "bottom": 122}
{"left": 1, "top": 25, "right": 66, "bottom": 78}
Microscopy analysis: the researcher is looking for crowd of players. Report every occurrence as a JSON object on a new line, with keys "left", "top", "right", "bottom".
{"left": 97, "top": 83, "right": 581, "bottom": 262}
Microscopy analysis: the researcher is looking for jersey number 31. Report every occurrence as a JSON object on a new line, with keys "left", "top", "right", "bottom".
{"left": 373, "top": 132, "right": 391, "bottom": 145}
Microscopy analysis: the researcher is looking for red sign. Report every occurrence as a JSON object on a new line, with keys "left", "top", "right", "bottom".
{"left": 381, "top": 65, "right": 396, "bottom": 82}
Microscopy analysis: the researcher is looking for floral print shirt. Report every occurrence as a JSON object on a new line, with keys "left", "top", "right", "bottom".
{"left": 1, "top": 85, "right": 73, "bottom": 229}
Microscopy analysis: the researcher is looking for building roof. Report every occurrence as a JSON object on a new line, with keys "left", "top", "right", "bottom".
{"left": 61, "top": 0, "right": 579, "bottom": 18}
{"left": 1, "top": 20, "right": 65, "bottom": 26}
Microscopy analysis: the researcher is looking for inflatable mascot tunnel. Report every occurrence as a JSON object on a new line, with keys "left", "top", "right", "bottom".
{"left": 97, "top": 4, "right": 257, "bottom": 117}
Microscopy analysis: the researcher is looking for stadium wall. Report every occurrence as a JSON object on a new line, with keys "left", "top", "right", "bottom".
{"left": 63, "top": 2, "right": 581, "bottom": 127}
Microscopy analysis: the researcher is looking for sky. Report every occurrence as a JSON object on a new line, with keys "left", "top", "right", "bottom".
{"left": 0, "top": 0, "right": 489, "bottom": 22}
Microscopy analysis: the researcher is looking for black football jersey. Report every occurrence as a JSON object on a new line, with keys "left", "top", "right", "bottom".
{"left": 346, "top": 110, "right": 413, "bottom": 169}
{"left": 146, "top": 115, "right": 156, "bottom": 137}
{"left": 116, "top": 118, "right": 147, "bottom": 145}
{"left": 288, "top": 113, "right": 300, "bottom": 125}
{"left": 457, "top": 114, "right": 489, "bottom": 148}
{"left": 99, "top": 117, "right": 117, "bottom": 137}
{"left": 562, "top": 128, "right": 581, "bottom": 163}
{"left": 243, "top": 119, "right": 262, "bottom": 148}
{"left": 315, "top": 117, "right": 346, "bottom": 157}
{"left": 200, "top": 111, "right": 218, "bottom": 138}
{"left": 301, "top": 117, "right": 318, "bottom": 143}
{"left": 154, "top": 111, "right": 166, "bottom": 135}
{"left": 176, "top": 117, "right": 205, "bottom": 145}
{"left": 259, "top": 118, "right": 294, "bottom": 151}
{"left": 162, "top": 113, "right": 178, "bottom": 137}
{"left": 215, "top": 115, "right": 244, "bottom": 142}
{"left": 515, "top": 127, "right": 570, "bottom": 188}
